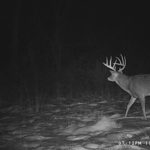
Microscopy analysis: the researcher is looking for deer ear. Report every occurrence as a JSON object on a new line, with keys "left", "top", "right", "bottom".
{"left": 118, "top": 70, "right": 123, "bottom": 73}
{"left": 109, "top": 70, "right": 114, "bottom": 74}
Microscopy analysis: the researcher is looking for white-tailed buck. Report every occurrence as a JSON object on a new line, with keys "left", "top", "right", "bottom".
{"left": 103, "top": 54, "right": 150, "bottom": 119}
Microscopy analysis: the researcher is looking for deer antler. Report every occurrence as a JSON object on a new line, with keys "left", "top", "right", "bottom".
{"left": 115, "top": 54, "right": 126, "bottom": 72}
{"left": 103, "top": 56, "right": 117, "bottom": 71}
{"left": 103, "top": 54, "right": 126, "bottom": 72}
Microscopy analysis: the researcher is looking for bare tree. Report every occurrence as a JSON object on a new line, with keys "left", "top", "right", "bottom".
{"left": 51, "top": 0, "right": 70, "bottom": 99}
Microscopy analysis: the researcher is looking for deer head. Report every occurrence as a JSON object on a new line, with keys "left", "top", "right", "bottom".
{"left": 103, "top": 54, "right": 126, "bottom": 82}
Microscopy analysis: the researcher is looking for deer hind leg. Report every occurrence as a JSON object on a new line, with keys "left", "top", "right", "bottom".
{"left": 139, "top": 96, "right": 146, "bottom": 120}
{"left": 125, "top": 96, "right": 136, "bottom": 118}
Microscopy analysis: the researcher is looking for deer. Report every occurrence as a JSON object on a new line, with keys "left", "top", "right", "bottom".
{"left": 103, "top": 54, "right": 150, "bottom": 120}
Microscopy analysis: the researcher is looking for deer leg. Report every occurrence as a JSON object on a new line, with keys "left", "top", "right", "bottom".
{"left": 125, "top": 96, "right": 136, "bottom": 118}
{"left": 140, "top": 97, "right": 146, "bottom": 120}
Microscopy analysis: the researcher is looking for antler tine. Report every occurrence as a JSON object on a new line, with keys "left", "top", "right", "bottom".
{"left": 121, "top": 54, "right": 126, "bottom": 66}
{"left": 114, "top": 55, "right": 124, "bottom": 65}
{"left": 110, "top": 56, "right": 117, "bottom": 69}
{"left": 106, "top": 57, "right": 109, "bottom": 65}
{"left": 120, "top": 54, "right": 125, "bottom": 65}
{"left": 106, "top": 57, "right": 109, "bottom": 66}
{"left": 118, "top": 54, "right": 126, "bottom": 72}
{"left": 103, "top": 56, "right": 116, "bottom": 71}
{"left": 116, "top": 56, "right": 122, "bottom": 65}
{"left": 113, "top": 59, "right": 117, "bottom": 70}
{"left": 124, "top": 55, "right": 126, "bottom": 66}
{"left": 109, "top": 56, "right": 112, "bottom": 66}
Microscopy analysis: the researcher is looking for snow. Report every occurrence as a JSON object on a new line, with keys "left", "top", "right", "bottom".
{"left": 0, "top": 99, "right": 150, "bottom": 150}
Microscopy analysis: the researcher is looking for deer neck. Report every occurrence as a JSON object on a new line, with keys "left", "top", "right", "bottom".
{"left": 115, "top": 73, "right": 131, "bottom": 94}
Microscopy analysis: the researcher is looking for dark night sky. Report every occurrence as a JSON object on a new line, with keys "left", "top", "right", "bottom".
{"left": 2, "top": 1, "right": 150, "bottom": 75}
{"left": 1, "top": 0, "right": 150, "bottom": 103}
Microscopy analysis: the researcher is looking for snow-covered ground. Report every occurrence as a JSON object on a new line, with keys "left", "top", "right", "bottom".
{"left": 0, "top": 98, "right": 150, "bottom": 150}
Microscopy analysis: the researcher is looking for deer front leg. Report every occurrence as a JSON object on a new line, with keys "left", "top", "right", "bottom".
{"left": 125, "top": 96, "right": 136, "bottom": 118}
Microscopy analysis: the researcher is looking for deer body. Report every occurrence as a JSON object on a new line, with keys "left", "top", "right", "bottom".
{"left": 112, "top": 72, "right": 150, "bottom": 98}
{"left": 128, "top": 75, "right": 150, "bottom": 97}
{"left": 103, "top": 55, "right": 150, "bottom": 119}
